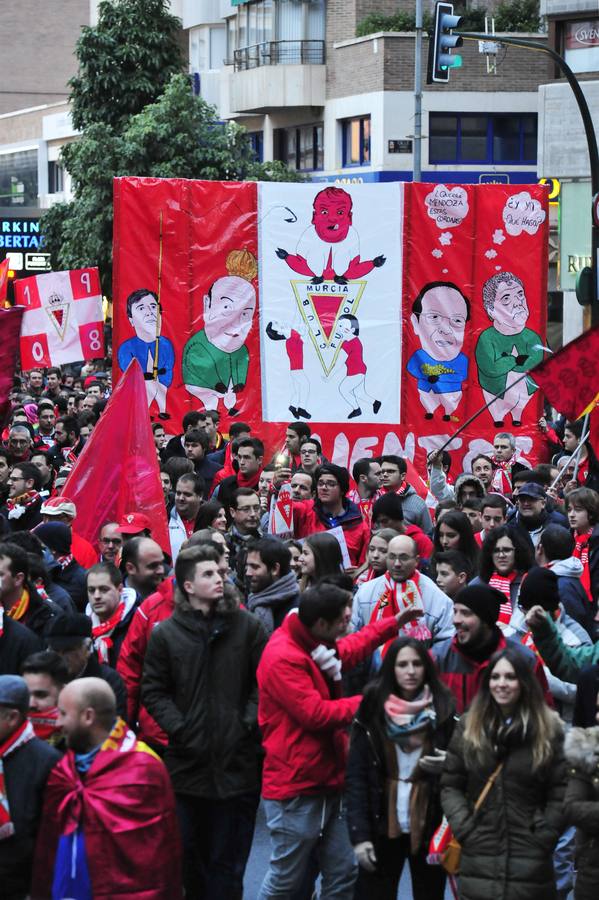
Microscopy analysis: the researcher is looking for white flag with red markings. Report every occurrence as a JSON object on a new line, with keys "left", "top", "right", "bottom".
{"left": 14, "top": 267, "right": 104, "bottom": 369}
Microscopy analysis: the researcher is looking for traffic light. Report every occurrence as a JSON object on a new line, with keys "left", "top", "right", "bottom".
{"left": 427, "top": 2, "right": 463, "bottom": 84}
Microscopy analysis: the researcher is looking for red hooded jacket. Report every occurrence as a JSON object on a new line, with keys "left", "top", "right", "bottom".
{"left": 257, "top": 612, "right": 402, "bottom": 800}
{"left": 292, "top": 498, "right": 370, "bottom": 567}
{"left": 117, "top": 578, "right": 174, "bottom": 747}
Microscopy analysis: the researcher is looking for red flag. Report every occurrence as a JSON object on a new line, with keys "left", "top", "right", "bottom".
{"left": 0, "top": 258, "right": 9, "bottom": 305}
{"left": 529, "top": 326, "right": 599, "bottom": 421}
{"left": 61, "top": 360, "right": 170, "bottom": 555}
{"left": 0, "top": 306, "right": 24, "bottom": 428}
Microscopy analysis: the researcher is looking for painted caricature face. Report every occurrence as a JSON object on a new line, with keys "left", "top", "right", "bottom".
{"left": 411, "top": 286, "right": 467, "bottom": 362}
{"left": 312, "top": 191, "right": 353, "bottom": 243}
{"left": 488, "top": 280, "right": 529, "bottom": 334}
{"left": 129, "top": 295, "right": 159, "bottom": 342}
{"left": 204, "top": 276, "right": 256, "bottom": 353}
{"left": 337, "top": 318, "right": 355, "bottom": 340}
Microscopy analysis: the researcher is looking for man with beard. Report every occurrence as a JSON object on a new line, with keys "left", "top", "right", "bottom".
{"left": 276, "top": 187, "right": 386, "bottom": 284}
{"left": 245, "top": 538, "right": 300, "bottom": 635}
{"left": 30, "top": 451, "right": 55, "bottom": 498}
{"left": 32, "top": 678, "right": 181, "bottom": 900}
{"left": 0, "top": 675, "right": 60, "bottom": 900}
{"left": 408, "top": 281, "right": 470, "bottom": 421}
{"left": 432, "top": 584, "right": 549, "bottom": 713}
{"left": 47, "top": 416, "right": 83, "bottom": 469}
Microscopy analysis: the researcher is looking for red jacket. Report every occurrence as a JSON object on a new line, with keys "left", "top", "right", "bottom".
{"left": 257, "top": 612, "right": 401, "bottom": 800}
{"left": 71, "top": 531, "right": 99, "bottom": 569}
{"left": 293, "top": 498, "right": 370, "bottom": 566}
{"left": 117, "top": 578, "right": 174, "bottom": 747}
{"left": 405, "top": 524, "right": 433, "bottom": 560}
{"left": 432, "top": 630, "right": 552, "bottom": 714}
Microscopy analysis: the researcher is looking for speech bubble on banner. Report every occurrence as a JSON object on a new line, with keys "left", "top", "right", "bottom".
{"left": 502, "top": 191, "right": 547, "bottom": 236}
{"left": 424, "top": 185, "right": 469, "bottom": 229}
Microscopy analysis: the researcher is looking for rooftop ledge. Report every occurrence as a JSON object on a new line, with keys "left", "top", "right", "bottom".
{"left": 333, "top": 31, "right": 547, "bottom": 49}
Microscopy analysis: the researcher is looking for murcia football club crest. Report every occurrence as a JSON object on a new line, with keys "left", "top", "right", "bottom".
{"left": 45, "top": 291, "right": 70, "bottom": 340}
{"left": 291, "top": 279, "right": 366, "bottom": 375}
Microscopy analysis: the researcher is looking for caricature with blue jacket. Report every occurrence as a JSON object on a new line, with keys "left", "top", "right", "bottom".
{"left": 117, "top": 288, "right": 175, "bottom": 419}
{"left": 407, "top": 281, "right": 469, "bottom": 421}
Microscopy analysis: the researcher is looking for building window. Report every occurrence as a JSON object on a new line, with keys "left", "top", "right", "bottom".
{"left": 274, "top": 124, "right": 323, "bottom": 171}
{"left": 232, "top": 0, "right": 325, "bottom": 69}
{"left": 342, "top": 117, "right": 370, "bottom": 167}
{"left": 429, "top": 113, "right": 537, "bottom": 165}
{"left": 48, "top": 161, "right": 64, "bottom": 194}
{"left": 248, "top": 131, "right": 264, "bottom": 162}
{"left": 562, "top": 18, "right": 599, "bottom": 74}
{"left": 0, "top": 149, "right": 38, "bottom": 207}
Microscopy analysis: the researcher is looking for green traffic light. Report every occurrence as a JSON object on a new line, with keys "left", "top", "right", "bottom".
{"left": 452, "top": 54, "right": 463, "bottom": 67}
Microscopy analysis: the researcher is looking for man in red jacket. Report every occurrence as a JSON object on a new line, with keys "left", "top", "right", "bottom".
{"left": 257, "top": 580, "right": 421, "bottom": 899}
{"left": 432, "top": 584, "right": 552, "bottom": 714}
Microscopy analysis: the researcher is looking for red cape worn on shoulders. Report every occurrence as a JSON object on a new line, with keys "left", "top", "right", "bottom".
{"left": 32, "top": 736, "right": 181, "bottom": 899}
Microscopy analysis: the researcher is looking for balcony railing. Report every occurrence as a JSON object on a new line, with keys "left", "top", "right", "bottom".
{"left": 233, "top": 40, "right": 325, "bottom": 71}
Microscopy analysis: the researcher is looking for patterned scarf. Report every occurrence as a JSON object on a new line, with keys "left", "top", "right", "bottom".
{"left": 7, "top": 589, "right": 30, "bottom": 622}
{"left": 0, "top": 719, "right": 35, "bottom": 840}
{"left": 488, "top": 570, "right": 517, "bottom": 626}
{"left": 573, "top": 530, "right": 593, "bottom": 603}
{"left": 370, "top": 571, "right": 431, "bottom": 656}
{"left": 6, "top": 490, "right": 41, "bottom": 519}
{"left": 55, "top": 554, "right": 73, "bottom": 571}
{"left": 100, "top": 716, "right": 143, "bottom": 754}
{"left": 384, "top": 686, "right": 436, "bottom": 750}
{"left": 91, "top": 603, "right": 125, "bottom": 664}
{"left": 491, "top": 454, "right": 517, "bottom": 494}
{"left": 29, "top": 707, "right": 61, "bottom": 741}
{"left": 354, "top": 566, "right": 379, "bottom": 586}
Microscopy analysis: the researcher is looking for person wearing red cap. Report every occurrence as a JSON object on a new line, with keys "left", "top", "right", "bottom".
{"left": 40, "top": 496, "right": 98, "bottom": 570}
{"left": 117, "top": 512, "right": 152, "bottom": 543}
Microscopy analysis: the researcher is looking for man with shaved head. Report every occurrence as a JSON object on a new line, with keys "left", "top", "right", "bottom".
{"left": 33, "top": 678, "right": 182, "bottom": 899}
{"left": 351, "top": 534, "right": 454, "bottom": 672}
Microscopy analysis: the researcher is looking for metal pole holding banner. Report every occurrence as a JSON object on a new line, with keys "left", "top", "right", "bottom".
{"left": 413, "top": 0, "right": 423, "bottom": 181}
{"left": 152, "top": 210, "right": 163, "bottom": 381}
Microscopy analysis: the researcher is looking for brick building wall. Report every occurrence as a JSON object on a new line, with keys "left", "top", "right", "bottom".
{"left": 0, "top": 1, "right": 89, "bottom": 116}
{"left": 328, "top": 32, "right": 551, "bottom": 98}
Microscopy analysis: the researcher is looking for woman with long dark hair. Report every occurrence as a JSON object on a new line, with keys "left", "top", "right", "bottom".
{"left": 474, "top": 524, "right": 534, "bottom": 628}
{"left": 441, "top": 648, "right": 565, "bottom": 900}
{"left": 346, "top": 636, "right": 456, "bottom": 899}
{"left": 299, "top": 532, "right": 343, "bottom": 590}
{"left": 432, "top": 510, "right": 479, "bottom": 573}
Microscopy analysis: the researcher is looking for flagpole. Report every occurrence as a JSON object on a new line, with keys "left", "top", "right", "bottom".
{"left": 432, "top": 369, "right": 534, "bottom": 458}
{"left": 572, "top": 410, "right": 591, "bottom": 482}
{"left": 152, "top": 211, "right": 163, "bottom": 381}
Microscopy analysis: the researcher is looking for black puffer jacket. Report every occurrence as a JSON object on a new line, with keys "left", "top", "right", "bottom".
{"left": 142, "top": 588, "right": 268, "bottom": 798}
{"left": 564, "top": 725, "right": 599, "bottom": 900}
{"left": 441, "top": 718, "right": 566, "bottom": 900}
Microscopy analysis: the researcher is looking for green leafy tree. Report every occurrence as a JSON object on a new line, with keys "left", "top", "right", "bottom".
{"left": 69, "top": 0, "right": 184, "bottom": 133}
{"left": 42, "top": 5, "right": 302, "bottom": 293}
{"left": 494, "top": 0, "right": 541, "bottom": 32}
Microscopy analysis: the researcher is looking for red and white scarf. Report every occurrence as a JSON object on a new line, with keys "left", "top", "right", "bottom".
{"left": 573, "top": 529, "right": 593, "bottom": 603}
{"left": 489, "top": 570, "right": 517, "bottom": 626}
{"left": 354, "top": 566, "right": 379, "bottom": 586}
{"left": 370, "top": 571, "right": 431, "bottom": 656}
{"left": 55, "top": 554, "right": 73, "bottom": 570}
{"left": 0, "top": 719, "right": 35, "bottom": 840}
{"left": 90, "top": 603, "right": 125, "bottom": 664}
{"left": 491, "top": 454, "right": 517, "bottom": 495}
{"left": 29, "top": 707, "right": 61, "bottom": 742}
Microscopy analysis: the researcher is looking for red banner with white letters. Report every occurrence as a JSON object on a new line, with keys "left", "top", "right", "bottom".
{"left": 112, "top": 178, "right": 548, "bottom": 474}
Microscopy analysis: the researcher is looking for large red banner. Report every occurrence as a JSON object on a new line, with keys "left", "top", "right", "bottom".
{"left": 112, "top": 178, "right": 548, "bottom": 473}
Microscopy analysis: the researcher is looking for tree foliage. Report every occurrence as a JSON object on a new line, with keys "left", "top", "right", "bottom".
{"left": 494, "top": 0, "right": 541, "bottom": 32}
{"left": 356, "top": 6, "right": 487, "bottom": 37}
{"left": 69, "top": 0, "right": 184, "bottom": 133}
{"left": 42, "top": 2, "right": 303, "bottom": 295}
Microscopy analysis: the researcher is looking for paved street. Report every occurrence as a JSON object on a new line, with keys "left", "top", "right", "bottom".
{"left": 244, "top": 802, "right": 454, "bottom": 899}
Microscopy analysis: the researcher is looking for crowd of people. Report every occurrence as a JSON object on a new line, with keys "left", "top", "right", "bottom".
{"left": 1, "top": 362, "right": 599, "bottom": 900}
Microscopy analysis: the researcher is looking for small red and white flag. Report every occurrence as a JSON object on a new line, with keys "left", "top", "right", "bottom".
{"left": 14, "top": 267, "right": 104, "bottom": 369}
{"left": 269, "top": 483, "right": 294, "bottom": 536}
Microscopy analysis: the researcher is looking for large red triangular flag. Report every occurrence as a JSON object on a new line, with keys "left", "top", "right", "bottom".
{"left": 60, "top": 360, "right": 170, "bottom": 554}
{"left": 0, "top": 306, "right": 24, "bottom": 428}
{"left": 529, "top": 326, "right": 599, "bottom": 421}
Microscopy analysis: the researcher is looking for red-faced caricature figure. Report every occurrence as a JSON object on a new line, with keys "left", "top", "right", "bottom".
{"left": 276, "top": 187, "right": 386, "bottom": 285}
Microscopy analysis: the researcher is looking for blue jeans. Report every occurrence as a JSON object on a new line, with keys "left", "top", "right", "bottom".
{"left": 554, "top": 825, "right": 576, "bottom": 900}
{"left": 258, "top": 793, "right": 357, "bottom": 899}
{"left": 176, "top": 791, "right": 259, "bottom": 900}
